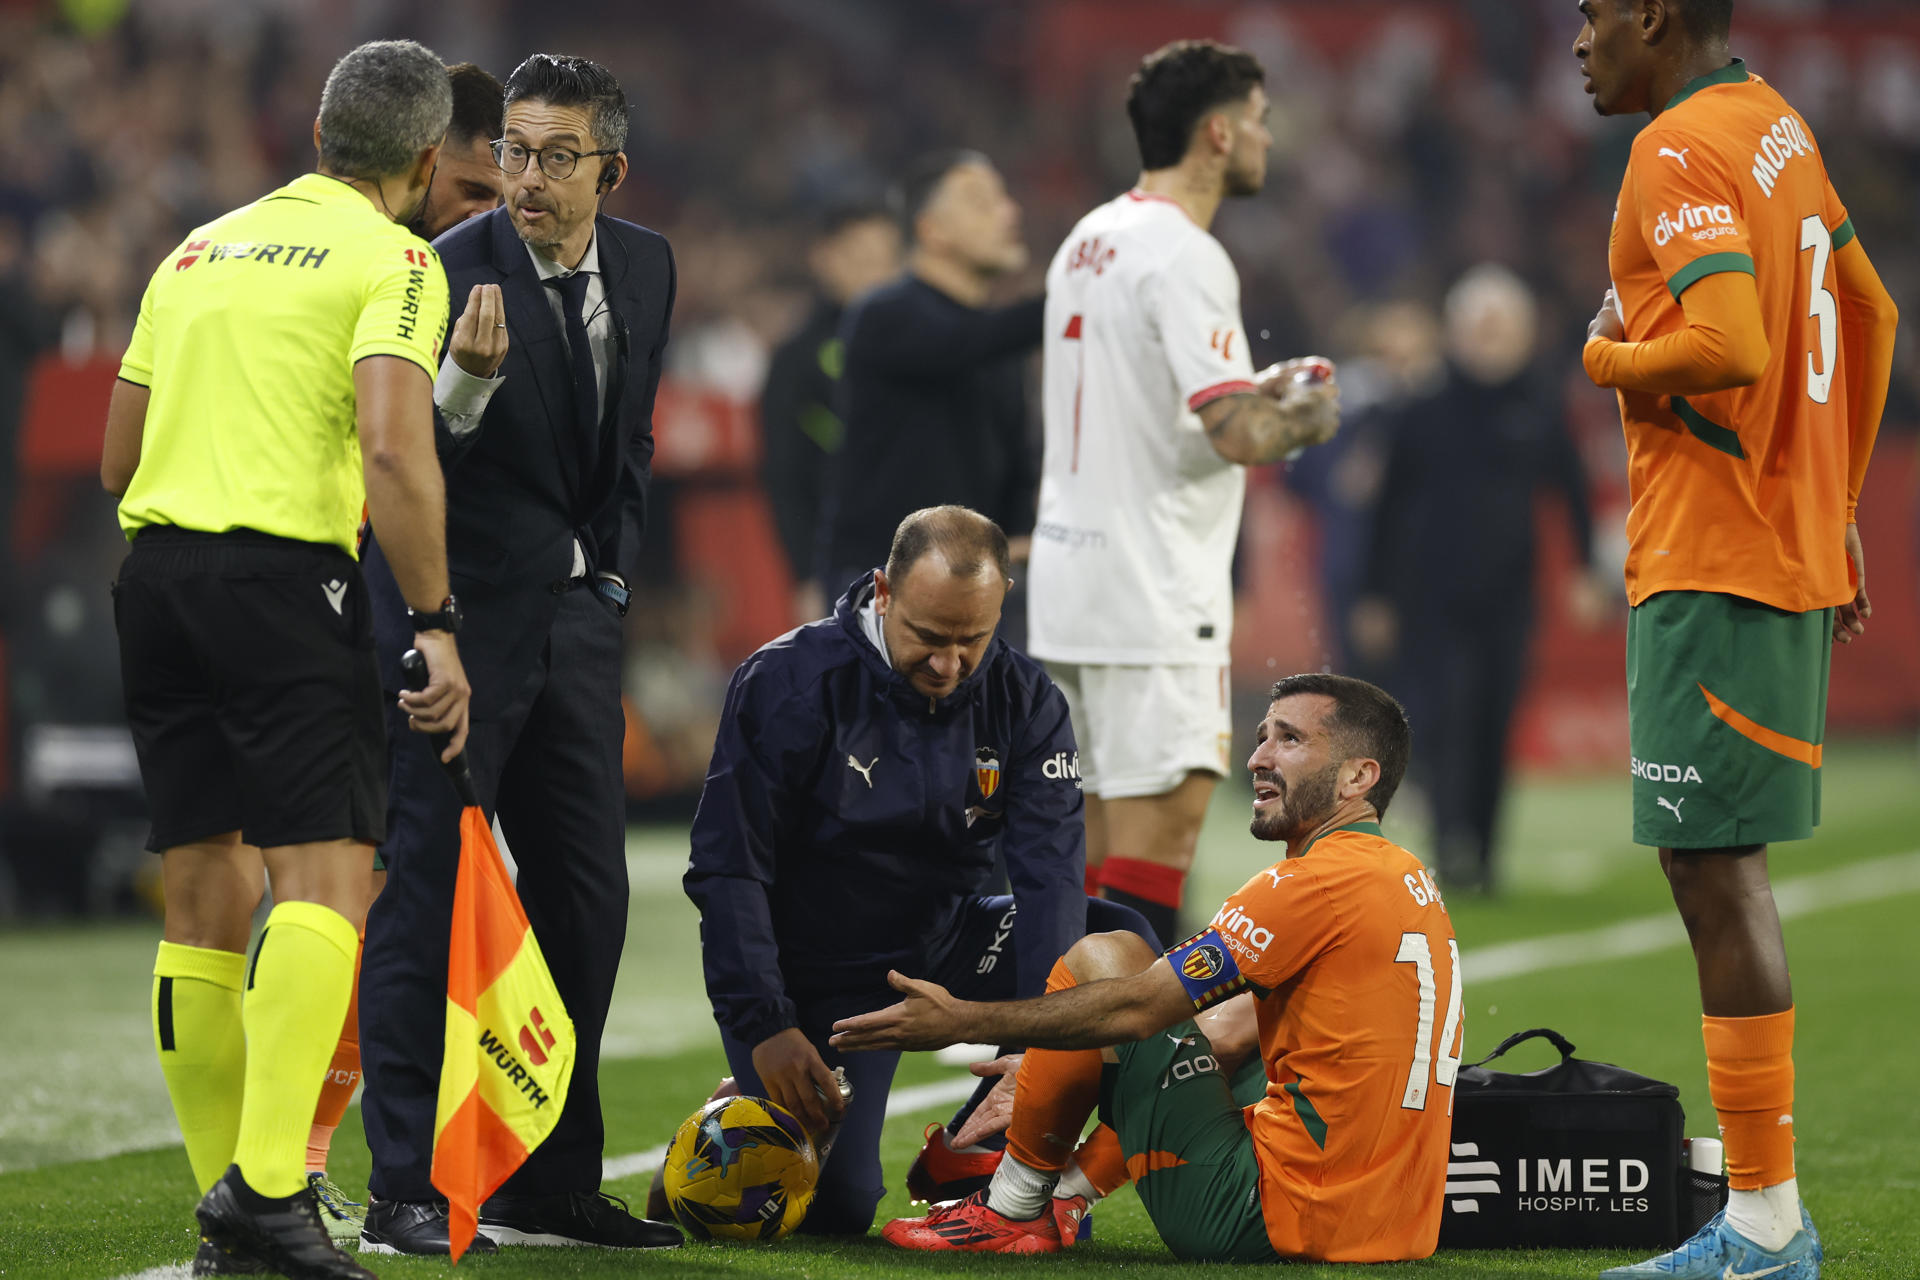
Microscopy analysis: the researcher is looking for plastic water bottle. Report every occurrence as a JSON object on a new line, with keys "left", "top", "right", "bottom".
{"left": 1687, "top": 1136, "right": 1724, "bottom": 1175}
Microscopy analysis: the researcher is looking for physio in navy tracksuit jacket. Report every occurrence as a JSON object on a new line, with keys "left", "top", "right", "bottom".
{"left": 686, "top": 508, "right": 1154, "bottom": 1233}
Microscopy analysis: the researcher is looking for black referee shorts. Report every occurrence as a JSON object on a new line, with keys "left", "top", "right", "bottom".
{"left": 112, "top": 527, "right": 387, "bottom": 853}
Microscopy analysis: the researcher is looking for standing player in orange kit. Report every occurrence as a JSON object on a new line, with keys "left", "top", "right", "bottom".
{"left": 832, "top": 675, "right": 1459, "bottom": 1263}
{"left": 1576, "top": 2, "right": 1898, "bottom": 1277}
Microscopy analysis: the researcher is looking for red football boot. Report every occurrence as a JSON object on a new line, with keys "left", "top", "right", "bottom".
{"left": 881, "top": 1190, "right": 1064, "bottom": 1255}
{"left": 905, "top": 1122, "right": 1005, "bottom": 1204}
{"left": 1050, "top": 1194, "right": 1092, "bottom": 1246}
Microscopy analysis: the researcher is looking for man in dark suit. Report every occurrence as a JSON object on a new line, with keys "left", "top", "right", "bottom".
{"left": 356, "top": 53, "right": 680, "bottom": 1254}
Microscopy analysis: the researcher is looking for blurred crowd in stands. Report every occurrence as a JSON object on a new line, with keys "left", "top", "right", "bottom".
{"left": 3, "top": 0, "right": 1917, "bottom": 908}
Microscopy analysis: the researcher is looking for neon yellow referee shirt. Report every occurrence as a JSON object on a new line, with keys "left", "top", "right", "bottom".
{"left": 116, "top": 172, "right": 450, "bottom": 556}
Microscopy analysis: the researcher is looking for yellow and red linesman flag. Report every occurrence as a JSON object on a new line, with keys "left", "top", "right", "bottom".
{"left": 430, "top": 806, "right": 575, "bottom": 1262}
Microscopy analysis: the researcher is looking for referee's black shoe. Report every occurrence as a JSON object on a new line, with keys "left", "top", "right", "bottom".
{"left": 190, "top": 1238, "right": 265, "bottom": 1276}
{"left": 193, "top": 1165, "right": 376, "bottom": 1279}
{"left": 359, "top": 1198, "right": 498, "bottom": 1256}
{"left": 479, "top": 1189, "right": 682, "bottom": 1248}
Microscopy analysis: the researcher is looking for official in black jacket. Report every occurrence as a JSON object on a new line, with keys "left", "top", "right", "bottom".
{"left": 817, "top": 152, "right": 1043, "bottom": 601}
{"left": 1355, "top": 265, "right": 1607, "bottom": 894}
{"left": 356, "top": 55, "right": 679, "bottom": 1253}
{"left": 687, "top": 506, "right": 1156, "bottom": 1234}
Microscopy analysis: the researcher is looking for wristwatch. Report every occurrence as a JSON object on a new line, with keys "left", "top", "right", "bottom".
{"left": 407, "top": 594, "right": 463, "bottom": 635}
{"left": 593, "top": 572, "right": 631, "bottom": 618}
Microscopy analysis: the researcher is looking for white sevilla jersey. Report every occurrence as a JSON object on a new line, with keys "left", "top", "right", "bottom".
{"left": 1027, "top": 190, "right": 1258, "bottom": 666}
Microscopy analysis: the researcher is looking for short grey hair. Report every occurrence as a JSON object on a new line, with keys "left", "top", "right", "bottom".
{"left": 318, "top": 40, "right": 453, "bottom": 180}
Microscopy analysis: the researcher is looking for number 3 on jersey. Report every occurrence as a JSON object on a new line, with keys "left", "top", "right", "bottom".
{"left": 1799, "top": 214, "right": 1837, "bottom": 406}
{"left": 1395, "top": 931, "right": 1463, "bottom": 1112}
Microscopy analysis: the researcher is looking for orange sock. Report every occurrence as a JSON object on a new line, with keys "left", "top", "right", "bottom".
{"left": 1702, "top": 1007, "right": 1795, "bottom": 1190}
{"left": 306, "top": 938, "right": 363, "bottom": 1174}
{"left": 1005, "top": 958, "right": 1104, "bottom": 1173}
{"left": 1068, "top": 1124, "right": 1130, "bottom": 1196}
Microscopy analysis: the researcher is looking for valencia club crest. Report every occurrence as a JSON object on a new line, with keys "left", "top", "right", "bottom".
{"left": 975, "top": 747, "right": 1001, "bottom": 800}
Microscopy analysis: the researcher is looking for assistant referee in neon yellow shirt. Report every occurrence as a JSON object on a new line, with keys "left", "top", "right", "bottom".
{"left": 100, "top": 40, "right": 471, "bottom": 1279}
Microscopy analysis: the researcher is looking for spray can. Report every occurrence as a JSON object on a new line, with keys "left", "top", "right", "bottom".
{"left": 812, "top": 1067, "right": 855, "bottom": 1172}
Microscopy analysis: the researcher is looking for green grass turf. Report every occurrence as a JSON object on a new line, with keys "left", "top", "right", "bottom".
{"left": 2, "top": 738, "right": 1916, "bottom": 1278}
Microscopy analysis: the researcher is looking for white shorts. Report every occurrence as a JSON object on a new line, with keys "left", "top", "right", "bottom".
{"left": 1045, "top": 662, "right": 1234, "bottom": 800}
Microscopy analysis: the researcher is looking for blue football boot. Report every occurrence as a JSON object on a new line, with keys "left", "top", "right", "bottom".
{"left": 1598, "top": 1206, "right": 1820, "bottom": 1279}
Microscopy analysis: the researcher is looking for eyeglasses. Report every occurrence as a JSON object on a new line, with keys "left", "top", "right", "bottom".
{"left": 490, "top": 139, "right": 617, "bottom": 180}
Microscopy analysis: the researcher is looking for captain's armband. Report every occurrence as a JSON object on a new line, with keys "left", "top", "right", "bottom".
{"left": 1165, "top": 928, "right": 1251, "bottom": 1012}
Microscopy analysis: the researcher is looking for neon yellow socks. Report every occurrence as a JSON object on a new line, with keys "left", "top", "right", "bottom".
{"left": 153, "top": 942, "right": 248, "bottom": 1194}
{"left": 230, "top": 901, "right": 358, "bottom": 1198}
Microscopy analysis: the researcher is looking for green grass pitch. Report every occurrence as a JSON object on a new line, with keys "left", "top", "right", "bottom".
{"left": 3, "top": 739, "right": 1916, "bottom": 1279}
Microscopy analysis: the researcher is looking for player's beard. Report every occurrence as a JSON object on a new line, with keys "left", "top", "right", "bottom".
{"left": 1251, "top": 761, "right": 1340, "bottom": 842}
{"left": 1224, "top": 155, "right": 1265, "bottom": 198}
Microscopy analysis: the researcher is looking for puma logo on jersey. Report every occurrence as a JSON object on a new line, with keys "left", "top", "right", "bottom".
{"left": 847, "top": 755, "right": 878, "bottom": 788}
{"left": 1750, "top": 112, "right": 1816, "bottom": 199}
{"left": 1658, "top": 146, "right": 1691, "bottom": 169}
{"left": 1657, "top": 796, "right": 1686, "bottom": 822}
{"left": 322, "top": 579, "right": 347, "bottom": 615}
{"left": 1261, "top": 868, "right": 1295, "bottom": 889}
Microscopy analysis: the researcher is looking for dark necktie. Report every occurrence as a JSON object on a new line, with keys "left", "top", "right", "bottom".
{"left": 546, "top": 271, "right": 600, "bottom": 443}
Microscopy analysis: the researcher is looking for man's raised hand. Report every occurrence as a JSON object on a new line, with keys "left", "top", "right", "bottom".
{"left": 450, "top": 283, "right": 509, "bottom": 379}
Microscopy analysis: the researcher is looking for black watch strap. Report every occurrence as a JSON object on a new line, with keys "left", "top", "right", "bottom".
{"left": 407, "top": 594, "right": 461, "bottom": 634}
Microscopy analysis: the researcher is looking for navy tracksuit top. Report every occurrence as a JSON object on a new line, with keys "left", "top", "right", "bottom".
{"left": 685, "top": 573, "right": 1086, "bottom": 1049}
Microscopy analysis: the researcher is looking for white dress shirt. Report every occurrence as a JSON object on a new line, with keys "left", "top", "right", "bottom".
{"left": 435, "top": 234, "right": 619, "bottom": 580}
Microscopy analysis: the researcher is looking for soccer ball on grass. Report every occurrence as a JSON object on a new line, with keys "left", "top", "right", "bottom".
{"left": 661, "top": 1095, "right": 820, "bottom": 1241}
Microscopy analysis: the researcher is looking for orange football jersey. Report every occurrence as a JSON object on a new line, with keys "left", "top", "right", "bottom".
{"left": 1207, "top": 823, "right": 1459, "bottom": 1262}
{"left": 1608, "top": 62, "right": 1856, "bottom": 611}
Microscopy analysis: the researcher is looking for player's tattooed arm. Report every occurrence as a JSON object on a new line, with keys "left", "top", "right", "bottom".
{"left": 1199, "top": 381, "right": 1341, "bottom": 466}
{"left": 828, "top": 959, "right": 1199, "bottom": 1053}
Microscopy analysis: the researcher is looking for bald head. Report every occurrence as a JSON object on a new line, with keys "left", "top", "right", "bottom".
{"left": 885, "top": 505, "right": 1012, "bottom": 589}
{"left": 875, "top": 507, "right": 1010, "bottom": 700}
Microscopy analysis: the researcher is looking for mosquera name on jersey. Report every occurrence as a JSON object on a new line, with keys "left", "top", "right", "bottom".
{"left": 1605, "top": 62, "right": 1856, "bottom": 613}
{"left": 1027, "top": 190, "right": 1259, "bottom": 667}
{"left": 116, "top": 172, "right": 450, "bottom": 557}
{"left": 1165, "top": 823, "right": 1461, "bottom": 1261}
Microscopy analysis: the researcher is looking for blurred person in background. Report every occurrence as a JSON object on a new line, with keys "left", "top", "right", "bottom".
{"left": 816, "top": 151, "right": 1042, "bottom": 615}
{"left": 357, "top": 52, "right": 680, "bottom": 1255}
{"left": 1027, "top": 40, "right": 1341, "bottom": 947}
{"left": 103, "top": 39, "right": 465, "bottom": 1280}
{"left": 1353, "top": 264, "right": 1605, "bottom": 894}
{"left": 406, "top": 62, "right": 505, "bottom": 242}
{"left": 0, "top": 216, "right": 56, "bottom": 603}
{"left": 1282, "top": 299, "right": 1446, "bottom": 677}
{"left": 760, "top": 201, "right": 902, "bottom": 622}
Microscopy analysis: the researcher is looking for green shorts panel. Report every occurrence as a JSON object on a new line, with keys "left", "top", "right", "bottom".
{"left": 1626, "top": 591, "right": 1832, "bottom": 849}
{"left": 1102, "top": 1021, "right": 1277, "bottom": 1263}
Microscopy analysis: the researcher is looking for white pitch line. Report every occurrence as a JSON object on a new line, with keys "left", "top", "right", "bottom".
{"left": 111, "top": 1268, "right": 190, "bottom": 1280}
{"left": 1463, "top": 848, "right": 1920, "bottom": 983}
{"left": 601, "top": 1073, "right": 979, "bottom": 1182}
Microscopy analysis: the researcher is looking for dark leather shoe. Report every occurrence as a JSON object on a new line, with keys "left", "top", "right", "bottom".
{"left": 194, "top": 1165, "right": 375, "bottom": 1280}
{"left": 190, "top": 1237, "right": 266, "bottom": 1276}
{"left": 359, "top": 1197, "right": 498, "bottom": 1256}
{"left": 480, "top": 1189, "right": 682, "bottom": 1248}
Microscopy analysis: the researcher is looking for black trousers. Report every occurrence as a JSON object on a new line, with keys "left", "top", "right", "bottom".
{"left": 361, "top": 587, "right": 628, "bottom": 1201}
{"left": 719, "top": 895, "right": 1157, "bottom": 1236}
{"left": 1398, "top": 594, "right": 1533, "bottom": 890}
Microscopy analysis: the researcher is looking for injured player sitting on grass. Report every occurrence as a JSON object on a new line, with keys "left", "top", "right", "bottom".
{"left": 831, "top": 674, "right": 1462, "bottom": 1262}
